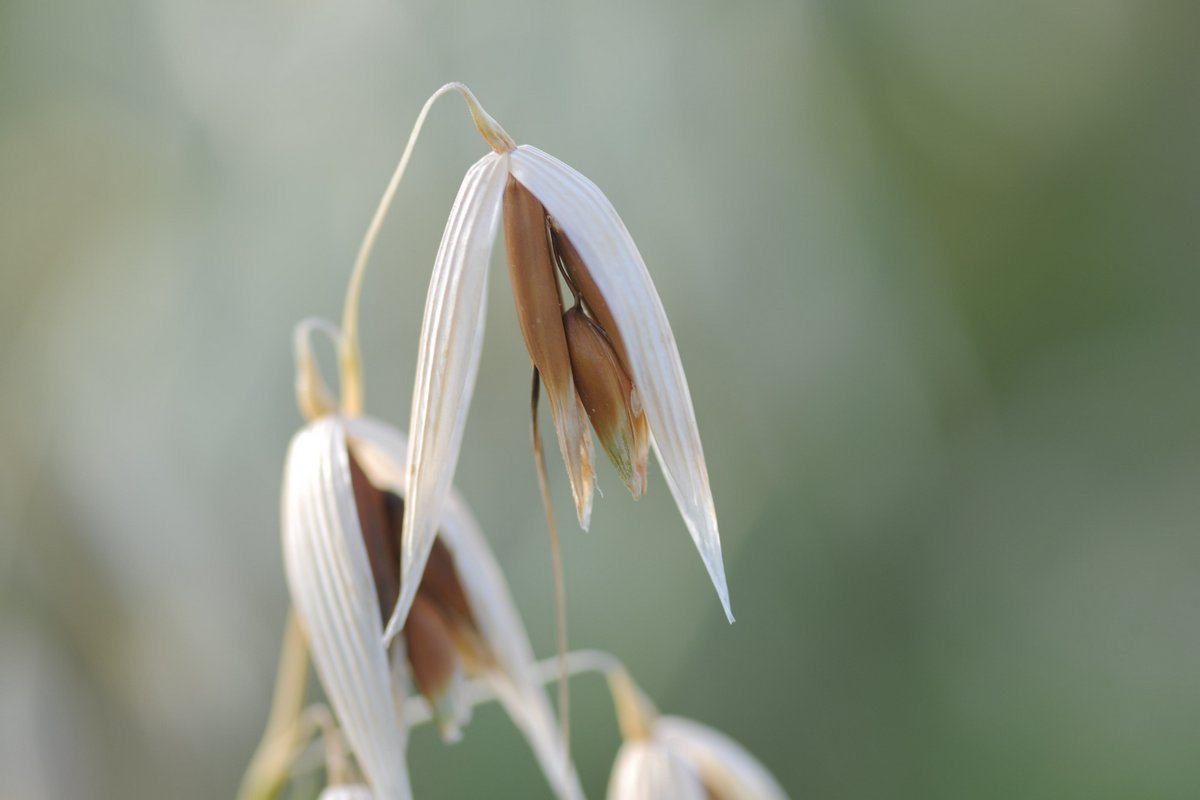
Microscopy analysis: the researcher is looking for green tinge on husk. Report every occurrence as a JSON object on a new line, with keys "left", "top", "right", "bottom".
{"left": 563, "top": 307, "right": 648, "bottom": 498}
{"left": 404, "top": 593, "right": 468, "bottom": 741}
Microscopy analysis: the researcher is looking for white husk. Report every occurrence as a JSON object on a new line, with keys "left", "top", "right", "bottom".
{"left": 607, "top": 740, "right": 708, "bottom": 800}
{"left": 391, "top": 151, "right": 509, "bottom": 642}
{"left": 657, "top": 716, "right": 790, "bottom": 800}
{"left": 318, "top": 786, "right": 375, "bottom": 800}
{"left": 282, "top": 418, "right": 411, "bottom": 800}
{"left": 510, "top": 146, "right": 733, "bottom": 622}
{"left": 346, "top": 416, "right": 585, "bottom": 800}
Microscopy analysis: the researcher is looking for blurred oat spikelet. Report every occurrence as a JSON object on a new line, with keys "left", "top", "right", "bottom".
{"left": 604, "top": 664, "right": 788, "bottom": 800}
{"left": 276, "top": 320, "right": 583, "bottom": 799}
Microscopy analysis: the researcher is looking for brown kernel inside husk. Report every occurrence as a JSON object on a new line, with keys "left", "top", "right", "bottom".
{"left": 404, "top": 593, "right": 458, "bottom": 698}
{"left": 549, "top": 218, "right": 633, "bottom": 377}
{"left": 346, "top": 444, "right": 488, "bottom": 694}
{"left": 503, "top": 177, "right": 572, "bottom": 393}
{"left": 503, "top": 176, "right": 595, "bottom": 523}
{"left": 563, "top": 307, "right": 649, "bottom": 497}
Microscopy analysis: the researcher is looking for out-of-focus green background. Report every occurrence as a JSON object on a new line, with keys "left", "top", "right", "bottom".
{"left": 2, "top": 0, "right": 1198, "bottom": 797}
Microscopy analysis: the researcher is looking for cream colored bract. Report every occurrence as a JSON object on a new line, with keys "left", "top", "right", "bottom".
{"left": 607, "top": 716, "right": 789, "bottom": 800}
{"left": 390, "top": 112, "right": 733, "bottom": 645}
{"left": 282, "top": 412, "right": 582, "bottom": 800}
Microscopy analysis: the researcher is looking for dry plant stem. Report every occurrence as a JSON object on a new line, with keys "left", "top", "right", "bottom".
{"left": 534, "top": 650, "right": 656, "bottom": 741}
{"left": 534, "top": 651, "right": 656, "bottom": 742}
{"left": 294, "top": 318, "right": 342, "bottom": 421}
{"left": 338, "top": 82, "right": 514, "bottom": 416}
{"left": 260, "top": 704, "right": 351, "bottom": 789}
{"left": 238, "top": 610, "right": 310, "bottom": 800}
{"left": 299, "top": 705, "right": 352, "bottom": 785}
{"left": 532, "top": 368, "right": 571, "bottom": 767}
{"left": 401, "top": 649, "right": 643, "bottom": 732}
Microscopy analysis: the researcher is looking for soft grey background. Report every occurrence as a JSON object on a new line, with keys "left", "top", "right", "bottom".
{"left": 2, "top": 0, "right": 1198, "bottom": 797}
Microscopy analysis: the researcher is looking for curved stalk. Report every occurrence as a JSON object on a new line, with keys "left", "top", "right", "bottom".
{"left": 339, "top": 82, "right": 514, "bottom": 417}
{"left": 401, "top": 649, "right": 642, "bottom": 731}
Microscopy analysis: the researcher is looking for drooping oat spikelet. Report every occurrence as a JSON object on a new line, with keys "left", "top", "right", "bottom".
{"left": 390, "top": 85, "right": 733, "bottom": 645}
